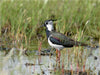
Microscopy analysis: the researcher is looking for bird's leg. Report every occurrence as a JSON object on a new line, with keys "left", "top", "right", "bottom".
{"left": 58, "top": 50, "right": 61, "bottom": 68}
{"left": 56, "top": 49, "right": 58, "bottom": 62}
{"left": 58, "top": 50, "right": 61, "bottom": 62}
{"left": 56, "top": 49, "right": 58, "bottom": 69}
{"left": 56, "top": 49, "right": 61, "bottom": 68}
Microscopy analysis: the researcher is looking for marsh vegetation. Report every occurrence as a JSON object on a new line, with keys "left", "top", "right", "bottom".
{"left": 0, "top": 0, "right": 100, "bottom": 75}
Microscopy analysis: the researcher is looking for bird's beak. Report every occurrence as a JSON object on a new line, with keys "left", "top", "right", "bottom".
{"left": 39, "top": 24, "right": 45, "bottom": 28}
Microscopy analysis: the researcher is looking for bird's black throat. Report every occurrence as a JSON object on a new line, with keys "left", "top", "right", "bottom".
{"left": 46, "top": 29, "right": 51, "bottom": 39}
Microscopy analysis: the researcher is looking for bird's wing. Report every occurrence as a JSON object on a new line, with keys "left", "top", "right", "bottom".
{"left": 49, "top": 32, "right": 87, "bottom": 47}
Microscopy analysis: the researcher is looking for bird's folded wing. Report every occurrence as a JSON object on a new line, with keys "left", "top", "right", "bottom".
{"left": 50, "top": 32, "right": 87, "bottom": 47}
{"left": 50, "top": 32, "right": 75, "bottom": 47}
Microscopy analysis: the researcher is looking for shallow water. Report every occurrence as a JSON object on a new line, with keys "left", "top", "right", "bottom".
{"left": 0, "top": 47, "right": 100, "bottom": 75}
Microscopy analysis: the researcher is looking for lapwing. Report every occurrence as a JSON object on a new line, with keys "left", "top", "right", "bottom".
{"left": 40, "top": 19, "right": 88, "bottom": 65}
{"left": 41, "top": 19, "right": 88, "bottom": 49}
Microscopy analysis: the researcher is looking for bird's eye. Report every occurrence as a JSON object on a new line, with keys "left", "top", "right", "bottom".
{"left": 45, "top": 22, "right": 48, "bottom": 24}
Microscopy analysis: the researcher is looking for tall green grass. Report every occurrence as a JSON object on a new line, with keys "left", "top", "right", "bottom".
{"left": 0, "top": 0, "right": 100, "bottom": 50}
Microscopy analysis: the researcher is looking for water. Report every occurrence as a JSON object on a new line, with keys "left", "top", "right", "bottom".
{"left": 85, "top": 48, "right": 100, "bottom": 75}
{"left": 0, "top": 47, "right": 100, "bottom": 75}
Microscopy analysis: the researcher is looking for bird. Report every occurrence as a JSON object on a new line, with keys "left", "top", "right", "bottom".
{"left": 40, "top": 19, "right": 88, "bottom": 67}
{"left": 40, "top": 19, "right": 88, "bottom": 50}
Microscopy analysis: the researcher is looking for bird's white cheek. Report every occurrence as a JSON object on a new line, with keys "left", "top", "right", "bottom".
{"left": 47, "top": 25, "right": 53, "bottom": 31}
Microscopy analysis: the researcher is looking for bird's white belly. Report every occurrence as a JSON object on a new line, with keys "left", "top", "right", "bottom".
{"left": 48, "top": 38, "right": 64, "bottom": 50}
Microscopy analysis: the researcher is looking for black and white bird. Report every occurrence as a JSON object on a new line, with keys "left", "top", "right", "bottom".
{"left": 41, "top": 20, "right": 88, "bottom": 50}
{"left": 40, "top": 19, "right": 88, "bottom": 62}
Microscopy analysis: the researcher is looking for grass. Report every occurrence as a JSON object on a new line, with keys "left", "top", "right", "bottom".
{"left": 0, "top": 0, "right": 100, "bottom": 50}
{"left": 0, "top": 0, "right": 100, "bottom": 74}
{"left": 0, "top": 1, "right": 100, "bottom": 74}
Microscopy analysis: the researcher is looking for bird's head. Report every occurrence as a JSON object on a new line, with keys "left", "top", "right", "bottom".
{"left": 40, "top": 19, "right": 56, "bottom": 31}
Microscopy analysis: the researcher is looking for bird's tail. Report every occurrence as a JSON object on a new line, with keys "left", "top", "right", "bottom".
{"left": 74, "top": 41, "right": 88, "bottom": 46}
{"left": 75, "top": 41, "right": 99, "bottom": 49}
